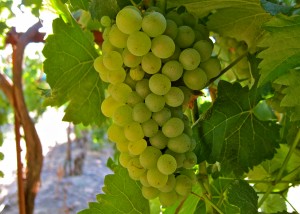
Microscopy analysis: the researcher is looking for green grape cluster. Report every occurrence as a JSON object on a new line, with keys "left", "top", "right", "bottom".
{"left": 94, "top": 7, "right": 220, "bottom": 207}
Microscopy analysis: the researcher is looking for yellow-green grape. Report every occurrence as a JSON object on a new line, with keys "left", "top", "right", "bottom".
{"left": 175, "top": 175, "right": 192, "bottom": 196}
{"left": 128, "top": 138, "right": 148, "bottom": 155}
{"left": 193, "top": 40, "right": 213, "bottom": 62}
{"left": 116, "top": 140, "right": 129, "bottom": 153}
{"left": 164, "top": 87, "right": 184, "bottom": 107}
{"left": 166, "top": 11, "right": 183, "bottom": 26}
{"left": 180, "top": 12, "right": 197, "bottom": 28}
{"left": 107, "top": 123, "right": 126, "bottom": 143}
{"left": 139, "top": 146, "right": 162, "bottom": 169}
{"left": 183, "top": 68, "right": 208, "bottom": 90}
{"left": 127, "top": 157, "right": 146, "bottom": 180}
{"left": 159, "top": 190, "right": 178, "bottom": 207}
{"left": 162, "top": 60, "right": 183, "bottom": 81}
{"left": 179, "top": 48, "right": 201, "bottom": 70}
{"left": 180, "top": 169, "right": 197, "bottom": 184}
{"left": 165, "top": 149, "right": 186, "bottom": 168}
{"left": 147, "top": 168, "right": 168, "bottom": 188}
{"left": 142, "top": 11, "right": 167, "bottom": 37}
{"left": 130, "top": 66, "right": 145, "bottom": 81}
{"left": 168, "top": 133, "right": 191, "bottom": 153}
{"left": 164, "top": 19, "right": 178, "bottom": 39}
{"left": 127, "top": 31, "right": 151, "bottom": 56}
{"left": 108, "top": 24, "right": 128, "bottom": 48}
{"left": 103, "top": 51, "right": 123, "bottom": 70}
{"left": 100, "top": 15, "right": 111, "bottom": 27}
{"left": 152, "top": 107, "right": 171, "bottom": 126}
{"left": 126, "top": 91, "right": 143, "bottom": 107}
{"left": 159, "top": 174, "right": 176, "bottom": 192}
{"left": 135, "top": 79, "right": 151, "bottom": 99}
{"left": 142, "top": 186, "right": 160, "bottom": 200}
{"left": 149, "top": 130, "right": 168, "bottom": 149}
{"left": 157, "top": 154, "right": 177, "bottom": 175}
{"left": 151, "top": 35, "right": 175, "bottom": 59}
{"left": 149, "top": 74, "right": 171, "bottom": 95}
{"left": 145, "top": 93, "right": 165, "bottom": 112}
{"left": 101, "top": 96, "right": 122, "bottom": 118}
{"left": 124, "top": 73, "right": 137, "bottom": 90}
{"left": 162, "top": 117, "right": 184, "bottom": 138}
{"left": 119, "top": 152, "right": 132, "bottom": 168}
{"left": 175, "top": 26, "right": 195, "bottom": 48}
{"left": 200, "top": 58, "right": 221, "bottom": 80}
{"left": 110, "top": 83, "right": 132, "bottom": 104}
{"left": 140, "top": 172, "right": 151, "bottom": 187}
{"left": 102, "top": 26, "right": 111, "bottom": 41}
{"left": 183, "top": 151, "right": 197, "bottom": 169}
{"left": 102, "top": 40, "right": 121, "bottom": 54}
{"left": 113, "top": 104, "right": 133, "bottom": 126}
{"left": 132, "top": 102, "right": 152, "bottom": 123}
{"left": 142, "top": 119, "right": 159, "bottom": 138}
{"left": 107, "top": 67, "right": 126, "bottom": 84}
{"left": 170, "top": 107, "right": 184, "bottom": 119}
{"left": 164, "top": 45, "right": 181, "bottom": 62}
{"left": 94, "top": 56, "right": 110, "bottom": 82}
{"left": 124, "top": 121, "right": 144, "bottom": 141}
{"left": 122, "top": 48, "right": 142, "bottom": 68}
{"left": 141, "top": 52, "right": 162, "bottom": 74}
{"left": 116, "top": 7, "right": 142, "bottom": 34}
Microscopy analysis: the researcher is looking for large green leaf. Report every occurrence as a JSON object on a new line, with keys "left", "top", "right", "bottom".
{"left": 78, "top": 166, "right": 150, "bottom": 214}
{"left": 89, "top": 0, "right": 120, "bottom": 20}
{"left": 196, "top": 81, "right": 280, "bottom": 175}
{"left": 43, "top": 18, "right": 105, "bottom": 126}
{"left": 258, "top": 15, "right": 300, "bottom": 86}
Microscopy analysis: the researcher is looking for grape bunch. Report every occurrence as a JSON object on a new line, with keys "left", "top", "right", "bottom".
{"left": 94, "top": 6, "right": 220, "bottom": 206}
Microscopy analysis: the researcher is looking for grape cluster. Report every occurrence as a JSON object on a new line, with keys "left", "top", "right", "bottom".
{"left": 94, "top": 6, "right": 220, "bottom": 206}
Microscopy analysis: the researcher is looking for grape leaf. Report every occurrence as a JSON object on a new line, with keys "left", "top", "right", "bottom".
{"left": 173, "top": 0, "right": 271, "bottom": 49}
{"left": 260, "top": 194, "right": 287, "bottom": 213}
{"left": 196, "top": 80, "right": 280, "bottom": 175}
{"left": 69, "top": 0, "right": 90, "bottom": 10}
{"left": 227, "top": 180, "right": 258, "bottom": 214}
{"left": 43, "top": 18, "right": 105, "bottom": 126}
{"left": 89, "top": 0, "right": 120, "bottom": 20}
{"left": 258, "top": 15, "right": 300, "bottom": 86}
{"left": 78, "top": 165, "right": 150, "bottom": 214}
{"left": 21, "top": 0, "right": 42, "bottom": 16}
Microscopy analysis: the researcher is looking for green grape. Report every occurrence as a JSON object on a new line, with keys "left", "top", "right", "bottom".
{"left": 183, "top": 151, "right": 197, "bottom": 169}
{"left": 142, "top": 186, "right": 160, "bottom": 200}
{"left": 145, "top": 93, "right": 165, "bottom": 112}
{"left": 139, "top": 146, "right": 162, "bottom": 169}
{"left": 109, "top": 24, "right": 128, "bottom": 48}
{"left": 175, "top": 174, "right": 192, "bottom": 196}
{"left": 193, "top": 40, "right": 213, "bottom": 62}
{"left": 130, "top": 66, "right": 145, "bottom": 81}
{"left": 168, "top": 133, "right": 191, "bottom": 153}
{"left": 183, "top": 68, "right": 208, "bottom": 90}
{"left": 116, "top": 140, "right": 129, "bottom": 153}
{"left": 151, "top": 35, "right": 175, "bottom": 59}
{"left": 179, "top": 169, "right": 197, "bottom": 184}
{"left": 94, "top": 56, "right": 110, "bottom": 82}
{"left": 159, "top": 190, "right": 178, "bottom": 207}
{"left": 175, "top": 26, "right": 195, "bottom": 48}
{"left": 122, "top": 48, "right": 142, "bottom": 68}
{"left": 128, "top": 138, "right": 148, "bottom": 155}
{"left": 127, "top": 31, "right": 151, "bottom": 56}
{"left": 124, "top": 73, "right": 137, "bottom": 90}
{"left": 107, "top": 67, "right": 126, "bottom": 84}
{"left": 149, "top": 74, "right": 171, "bottom": 96}
{"left": 119, "top": 152, "right": 132, "bottom": 168}
{"left": 110, "top": 83, "right": 132, "bottom": 104}
{"left": 103, "top": 51, "right": 123, "bottom": 70}
{"left": 162, "top": 117, "right": 184, "bottom": 138}
{"left": 141, "top": 52, "right": 162, "bottom": 74}
{"left": 124, "top": 121, "right": 144, "bottom": 141}
{"left": 101, "top": 40, "right": 120, "bottom": 54}
{"left": 165, "top": 149, "right": 185, "bottom": 168}
{"left": 135, "top": 79, "right": 151, "bottom": 98}
{"left": 149, "top": 130, "right": 168, "bottom": 149}
{"left": 164, "top": 87, "right": 184, "bottom": 107}
{"left": 194, "top": 24, "right": 209, "bottom": 41}
{"left": 163, "top": 19, "right": 178, "bottom": 39}
{"left": 107, "top": 123, "right": 126, "bottom": 143}
{"left": 126, "top": 91, "right": 143, "bottom": 107}
{"left": 152, "top": 107, "right": 171, "bottom": 126}
{"left": 147, "top": 168, "right": 168, "bottom": 188}
{"left": 159, "top": 174, "right": 176, "bottom": 193}
{"left": 200, "top": 58, "right": 222, "bottom": 80}
{"left": 102, "top": 26, "right": 111, "bottom": 41}
{"left": 170, "top": 107, "right": 184, "bottom": 119}
{"left": 166, "top": 11, "right": 183, "bottom": 26}
{"left": 180, "top": 12, "right": 197, "bottom": 28}
{"left": 127, "top": 157, "right": 146, "bottom": 180}
{"left": 100, "top": 15, "right": 111, "bottom": 27}
{"left": 161, "top": 60, "right": 183, "bottom": 81}
{"left": 140, "top": 172, "right": 151, "bottom": 187}
{"left": 157, "top": 154, "right": 177, "bottom": 175}
{"left": 116, "top": 7, "right": 142, "bottom": 34}
{"left": 142, "top": 11, "right": 167, "bottom": 37}
{"left": 132, "top": 102, "right": 152, "bottom": 123}
{"left": 179, "top": 48, "right": 201, "bottom": 70}
{"left": 142, "top": 119, "right": 159, "bottom": 138}
{"left": 101, "top": 96, "right": 123, "bottom": 118}
{"left": 163, "top": 45, "right": 181, "bottom": 62}
{"left": 113, "top": 104, "right": 133, "bottom": 126}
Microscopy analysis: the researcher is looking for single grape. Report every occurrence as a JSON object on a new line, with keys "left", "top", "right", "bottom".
{"left": 149, "top": 74, "right": 171, "bottom": 96}
{"left": 152, "top": 108, "right": 171, "bottom": 126}
{"left": 127, "top": 31, "right": 151, "bottom": 56}
{"left": 175, "top": 26, "right": 195, "bottom": 48}
{"left": 113, "top": 104, "right": 133, "bottom": 126}
{"left": 200, "top": 58, "right": 221, "bottom": 80}
{"left": 162, "top": 117, "right": 184, "bottom": 138}
{"left": 102, "top": 26, "right": 111, "bottom": 41}
{"left": 157, "top": 154, "right": 177, "bottom": 175}
{"left": 124, "top": 121, "right": 144, "bottom": 141}
{"left": 94, "top": 56, "right": 109, "bottom": 75}
{"left": 122, "top": 48, "right": 142, "bottom": 68}
{"left": 145, "top": 93, "right": 165, "bottom": 112}
{"left": 170, "top": 106, "right": 184, "bottom": 119}
{"left": 168, "top": 133, "right": 191, "bottom": 153}
{"left": 126, "top": 91, "right": 143, "bottom": 107}
{"left": 161, "top": 60, "right": 183, "bottom": 81}
{"left": 119, "top": 152, "right": 132, "bottom": 168}
{"left": 124, "top": 73, "right": 137, "bottom": 90}
{"left": 127, "top": 157, "right": 146, "bottom": 180}
{"left": 101, "top": 96, "right": 123, "bottom": 118}
{"left": 135, "top": 79, "right": 151, "bottom": 98}
{"left": 110, "top": 83, "right": 132, "bottom": 104}
{"left": 193, "top": 40, "right": 213, "bottom": 62}
{"left": 139, "top": 146, "right": 162, "bottom": 169}
{"left": 149, "top": 130, "right": 168, "bottom": 149}
{"left": 115, "top": 140, "right": 129, "bottom": 153}
{"left": 147, "top": 168, "right": 168, "bottom": 188}
{"left": 165, "top": 149, "right": 186, "bottom": 168}
{"left": 140, "top": 172, "right": 151, "bottom": 187}
{"left": 163, "top": 19, "right": 178, "bottom": 39}
{"left": 151, "top": 35, "right": 175, "bottom": 59}
{"left": 180, "top": 12, "right": 197, "bottom": 28}
{"left": 183, "top": 151, "right": 197, "bottom": 169}
{"left": 107, "top": 67, "right": 126, "bottom": 84}
{"left": 163, "top": 45, "right": 181, "bottom": 62}
{"left": 116, "top": 7, "right": 142, "bottom": 34}
{"left": 108, "top": 24, "right": 128, "bottom": 48}
{"left": 142, "top": 186, "right": 160, "bottom": 200}
{"left": 132, "top": 102, "right": 152, "bottom": 123}
{"left": 159, "top": 174, "right": 176, "bottom": 193}
{"left": 179, "top": 48, "right": 201, "bottom": 70}
{"left": 165, "top": 11, "right": 183, "bottom": 26}
{"left": 130, "top": 66, "right": 145, "bottom": 81}
{"left": 107, "top": 123, "right": 126, "bottom": 143}
{"left": 128, "top": 138, "right": 147, "bottom": 155}
{"left": 101, "top": 40, "right": 122, "bottom": 54}
{"left": 142, "top": 119, "right": 159, "bottom": 138}
{"left": 179, "top": 169, "right": 197, "bottom": 184}
{"left": 164, "top": 87, "right": 184, "bottom": 107}
{"left": 100, "top": 15, "right": 111, "bottom": 27}
{"left": 175, "top": 175, "right": 192, "bottom": 196}
{"left": 103, "top": 51, "right": 123, "bottom": 70}
{"left": 159, "top": 190, "right": 178, "bottom": 207}
{"left": 141, "top": 52, "right": 162, "bottom": 74}
{"left": 142, "top": 11, "right": 167, "bottom": 37}
{"left": 183, "top": 68, "right": 208, "bottom": 90}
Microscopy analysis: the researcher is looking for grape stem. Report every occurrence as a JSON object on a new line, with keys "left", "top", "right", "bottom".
{"left": 130, "top": 0, "right": 138, "bottom": 7}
